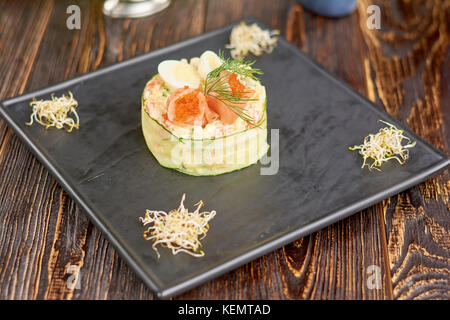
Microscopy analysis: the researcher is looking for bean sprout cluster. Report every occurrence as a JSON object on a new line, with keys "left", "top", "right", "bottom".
{"left": 349, "top": 120, "right": 416, "bottom": 170}
{"left": 26, "top": 91, "right": 79, "bottom": 132}
{"left": 139, "top": 194, "right": 216, "bottom": 258}
{"left": 226, "top": 22, "right": 279, "bottom": 60}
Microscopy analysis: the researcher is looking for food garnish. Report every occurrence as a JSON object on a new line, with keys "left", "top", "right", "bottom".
{"left": 203, "top": 51, "right": 262, "bottom": 124}
{"left": 167, "top": 87, "right": 209, "bottom": 126}
{"left": 349, "top": 120, "right": 416, "bottom": 170}
{"left": 26, "top": 91, "right": 79, "bottom": 132}
{"left": 226, "top": 22, "right": 279, "bottom": 59}
{"left": 158, "top": 60, "right": 201, "bottom": 91}
{"left": 139, "top": 194, "right": 216, "bottom": 258}
{"left": 197, "top": 50, "right": 223, "bottom": 79}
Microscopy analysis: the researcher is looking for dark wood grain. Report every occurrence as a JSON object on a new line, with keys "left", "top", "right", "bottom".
{"left": 0, "top": 0, "right": 448, "bottom": 300}
{"left": 281, "top": 4, "right": 391, "bottom": 300}
{"left": 357, "top": 0, "right": 450, "bottom": 300}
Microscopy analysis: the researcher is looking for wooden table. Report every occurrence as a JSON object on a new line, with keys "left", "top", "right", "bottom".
{"left": 0, "top": 0, "right": 448, "bottom": 300}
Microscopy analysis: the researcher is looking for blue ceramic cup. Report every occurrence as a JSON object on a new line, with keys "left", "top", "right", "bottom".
{"left": 301, "top": 0, "right": 357, "bottom": 17}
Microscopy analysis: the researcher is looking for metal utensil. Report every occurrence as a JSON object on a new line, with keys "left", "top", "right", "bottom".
{"left": 103, "top": 0, "right": 171, "bottom": 18}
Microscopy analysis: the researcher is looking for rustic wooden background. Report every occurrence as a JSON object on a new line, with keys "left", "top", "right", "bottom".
{"left": 0, "top": 0, "right": 448, "bottom": 300}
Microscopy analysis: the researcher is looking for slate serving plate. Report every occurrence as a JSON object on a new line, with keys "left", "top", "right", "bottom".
{"left": 1, "top": 18, "right": 448, "bottom": 298}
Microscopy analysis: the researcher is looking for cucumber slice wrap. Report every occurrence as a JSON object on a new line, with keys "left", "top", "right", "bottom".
{"left": 141, "top": 76, "right": 269, "bottom": 176}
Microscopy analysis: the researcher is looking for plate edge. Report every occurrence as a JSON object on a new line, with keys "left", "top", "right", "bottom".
{"left": 158, "top": 158, "right": 449, "bottom": 298}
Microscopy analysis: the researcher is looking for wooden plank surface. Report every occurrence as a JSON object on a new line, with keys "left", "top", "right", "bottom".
{"left": 0, "top": 0, "right": 448, "bottom": 299}
{"left": 357, "top": 0, "right": 450, "bottom": 300}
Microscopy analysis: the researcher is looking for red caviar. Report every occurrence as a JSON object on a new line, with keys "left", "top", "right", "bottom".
{"left": 174, "top": 90, "right": 202, "bottom": 122}
{"left": 167, "top": 87, "right": 208, "bottom": 126}
{"left": 228, "top": 73, "right": 247, "bottom": 97}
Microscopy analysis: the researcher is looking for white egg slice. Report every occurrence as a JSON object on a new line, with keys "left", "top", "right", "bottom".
{"left": 198, "top": 51, "right": 223, "bottom": 79}
{"left": 158, "top": 60, "right": 201, "bottom": 91}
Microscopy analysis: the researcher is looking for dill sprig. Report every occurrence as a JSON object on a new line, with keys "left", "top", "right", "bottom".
{"left": 203, "top": 51, "right": 263, "bottom": 124}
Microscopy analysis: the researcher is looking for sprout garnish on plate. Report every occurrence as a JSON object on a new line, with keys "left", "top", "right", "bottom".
{"left": 139, "top": 194, "right": 216, "bottom": 258}
{"left": 226, "top": 22, "right": 279, "bottom": 60}
{"left": 349, "top": 120, "right": 416, "bottom": 170}
{"left": 26, "top": 91, "right": 79, "bottom": 132}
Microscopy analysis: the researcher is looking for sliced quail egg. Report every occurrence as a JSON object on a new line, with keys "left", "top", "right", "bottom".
{"left": 197, "top": 51, "right": 223, "bottom": 79}
{"left": 158, "top": 60, "right": 201, "bottom": 91}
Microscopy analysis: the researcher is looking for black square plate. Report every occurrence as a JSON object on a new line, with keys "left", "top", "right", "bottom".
{"left": 1, "top": 19, "right": 448, "bottom": 298}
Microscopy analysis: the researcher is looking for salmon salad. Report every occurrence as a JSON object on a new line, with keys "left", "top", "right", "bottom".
{"left": 141, "top": 50, "right": 269, "bottom": 176}
{"left": 142, "top": 51, "right": 267, "bottom": 139}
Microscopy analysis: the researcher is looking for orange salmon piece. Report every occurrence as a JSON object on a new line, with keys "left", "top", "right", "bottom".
{"left": 206, "top": 73, "right": 254, "bottom": 124}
